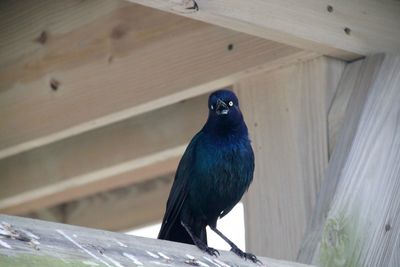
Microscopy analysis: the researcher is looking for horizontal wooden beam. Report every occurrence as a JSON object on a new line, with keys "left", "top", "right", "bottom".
{"left": 0, "top": 0, "right": 317, "bottom": 159}
{"left": 0, "top": 94, "right": 208, "bottom": 215}
{"left": 65, "top": 175, "right": 172, "bottom": 231}
{"left": 27, "top": 175, "right": 172, "bottom": 231}
{"left": 127, "top": 0, "right": 400, "bottom": 60}
{"left": 0, "top": 214, "right": 315, "bottom": 267}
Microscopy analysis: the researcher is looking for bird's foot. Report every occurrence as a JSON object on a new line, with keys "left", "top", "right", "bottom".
{"left": 185, "top": 0, "right": 199, "bottom": 11}
{"left": 231, "top": 246, "right": 263, "bottom": 265}
{"left": 197, "top": 242, "right": 220, "bottom": 257}
{"left": 205, "top": 247, "right": 220, "bottom": 257}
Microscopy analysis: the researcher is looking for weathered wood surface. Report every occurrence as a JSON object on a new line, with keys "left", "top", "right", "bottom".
{"left": 327, "top": 60, "right": 363, "bottom": 156}
{"left": 0, "top": 0, "right": 316, "bottom": 160}
{"left": 127, "top": 0, "right": 400, "bottom": 60}
{"left": 26, "top": 175, "right": 173, "bottom": 231}
{"left": 0, "top": 94, "right": 207, "bottom": 215}
{"left": 0, "top": 215, "right": 314, "bottom": 267}
{"left": 298, "top": 54, "right": 400, "bottom": 266}
{"left": 236, "top": 57, "right": 345, "bottom": 260}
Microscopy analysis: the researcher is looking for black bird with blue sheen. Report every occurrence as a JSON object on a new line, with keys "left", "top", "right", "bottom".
{"left": 158, "top": 89, "right": 260, "bottom": 263}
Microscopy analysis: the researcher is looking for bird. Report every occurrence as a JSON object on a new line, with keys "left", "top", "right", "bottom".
{"left": 158, "top": 89, "right": 260, "bottom": 263}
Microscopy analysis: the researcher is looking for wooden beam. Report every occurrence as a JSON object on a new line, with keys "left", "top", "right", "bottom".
{"left": 0, "top": 215, "right": 315, "bottom": 267}
{"left": 0, "top": 94, "right": 208, "bottom": 215}
{"left": 27, "top": 175, "right": 172, "bottom": 231}
{"left": 0, "top": 0, "right": 316, "bottom": 159}
{"left": 327, "top": 59, "right": 364, "bottom": 156}
{"left": 298, "top": 54, "right": 400, "bottom": 266}
{"left": 127, "top": 0, "right": 400, "bottom": 60}
{"left": 298, "top": 57, "right": 375, "bottom": 263}
{"left": 64, "top": 175, "right": 172, "bottom": 231}
{"left": 236, "top": 57, "right": 345, "bottom": 260}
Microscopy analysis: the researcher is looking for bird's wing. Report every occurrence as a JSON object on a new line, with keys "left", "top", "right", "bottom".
{"left": 158, "top": 132, "right": 202, "bottom": 240}
{"left": 220, "top": 145, "right": 254, "bottom": 219}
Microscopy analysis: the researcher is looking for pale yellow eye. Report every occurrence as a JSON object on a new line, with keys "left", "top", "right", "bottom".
{"left": 228, "top": 101, "right": 233, "bottom": 107}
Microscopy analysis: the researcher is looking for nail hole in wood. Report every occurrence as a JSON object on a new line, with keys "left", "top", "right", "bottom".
{"left": 227, "top": 43, "right": 234, "bottom": 51}
{"left": 36, "top": 31, "right": 48, "bottom": 45}
{"left": 50, "top": 79, "right": 60, "bottom": 91}
{"left": 344, "top": 27, "right": 351, "bottom": 35}
{"left": 327, "top": 5, "right": 333, "bottom": 13}
{"left": 385, "top": 223, "right": 391, "bottom": 232}
{"left": 108, "top": 55, "right": 113, "bottom": 64}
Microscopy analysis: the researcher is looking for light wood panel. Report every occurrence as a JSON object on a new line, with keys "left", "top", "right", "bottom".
{"left": 298, "top": 58, "right": 373, "bottom": 262}
{"left": 0, "top": 95, "right": 208, "bottom": 215}
{"left": 128, "top": 0, "right": 400, "bottom": 60}
{"left": 236, "top": 57, "right": 345, "bottom": 260}
{"left": 299, "top": 54, "right": 400, "bottom": 266}
{"left": 27, "top": 175, "right": 173, "bottom": 231}
{"left": 64, "top": 175, "right": 173, "bottom": 231}
{"left": 0, "top": 0, "right": 316, "bottom": 159}
{"left": 0, "top": 214, "right": 315, "bottom": 267}
{"left": 327, "top": 60, "right": 364, "bottom": 156}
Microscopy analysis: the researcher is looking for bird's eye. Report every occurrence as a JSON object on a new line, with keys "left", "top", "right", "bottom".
{"left": 210, "top": 105, "right": 214, "bottom": 110}
{"left": 228, "top": 101, "right": 233, "bottom": 107}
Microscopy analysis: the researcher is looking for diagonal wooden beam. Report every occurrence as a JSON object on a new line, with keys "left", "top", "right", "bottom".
{"left": 299, "top": 54, "right": 400, "bottom": 266}
{"left": 237, "top": 57, "right": 345, "bottom": 260}
{"left": 0, "top": 0, "right": 316, "bottom": 160}
{"left": 127, "top": 0, "right": 400, "bottom": 60}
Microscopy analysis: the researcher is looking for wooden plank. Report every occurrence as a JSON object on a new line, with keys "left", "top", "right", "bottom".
{"left": 0, "top": 215, "right": 315, "bottom": 267}
{"left": 297, "top": 58, "right": 375, "bottom": 263}
{"left": 0, "top": 94, "right": 208, "bottom": 215}
{"left": 64, "top": 175, "right": 172, "bottom": 231}
{"left": 327, "top": 59, "right": 364, "bottom": 156}
{"left": 0, "top": 0, "right": 316, "bottom": 160}
{"left": 127, "top": 0, "right": 400, "bottom": 60}
{"left": 298, "top": 54, "right": 400, "bottom": 266}
{"left": 27, "top": 175, "right": 173, "bottom": 231}
{"left": 236, "top": 57, "right": 345, "bottom": 260}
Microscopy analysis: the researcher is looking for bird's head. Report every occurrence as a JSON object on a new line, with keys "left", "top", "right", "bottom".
{"left": 205, "top": 90, "right": 246, "bottom": 135}
{"left": 208, "top": 89, "right": 239, "bottom": 116}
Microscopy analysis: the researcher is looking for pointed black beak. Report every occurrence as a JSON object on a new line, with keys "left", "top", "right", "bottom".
{"left": 216, "top": 99, "right": 229, "bottom": 115}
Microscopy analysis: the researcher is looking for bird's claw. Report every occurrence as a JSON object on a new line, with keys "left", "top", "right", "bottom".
{"left": 231, "top": 247, "right": 263, "bottom": 265}
{"left": 186, "top": 0, "right": 199, "bottom": 11}
{"left": 197, "top": 243, "right": 220, "bottom": 257}
{"left": 205, "top": 247, "right": 220, "bottom": 257}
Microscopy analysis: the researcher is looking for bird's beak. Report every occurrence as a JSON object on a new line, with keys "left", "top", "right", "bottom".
{"left": 216, "top": 99, "right": 229, "bottom": 115}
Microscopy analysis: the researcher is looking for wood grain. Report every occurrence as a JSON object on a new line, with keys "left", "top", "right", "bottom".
{"left": 327, "top": 60, "right": 364, "bottom": 156}
{"left": 298, "top": 54, "right": 400, "bottom": 266}
{"left": 127, "top": 0, "right": 400, "bottom": 60}
{"left": 0, "top": 215, "right": 315, "bottom": 267}
{"left": 27, "top": 175, "right": 173, "bottom": 231}
{"left": 236, "top": 57, "right": 345, "bottom": 260}
{"left": 0, "top": 95, "right": 208, "bottom": 215}
{"left": 63, "top": 175, "right": 173, "bottom": 231}
{"left": 0, "top": 0, "right": 315, "bottom": 159}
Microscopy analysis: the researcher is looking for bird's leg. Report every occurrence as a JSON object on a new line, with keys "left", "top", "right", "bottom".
{"left": 181, "top": 221, "right": 220, "bottom": 257}
{"left": 209, "top": 226, "right": 262, "bottom": 264}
